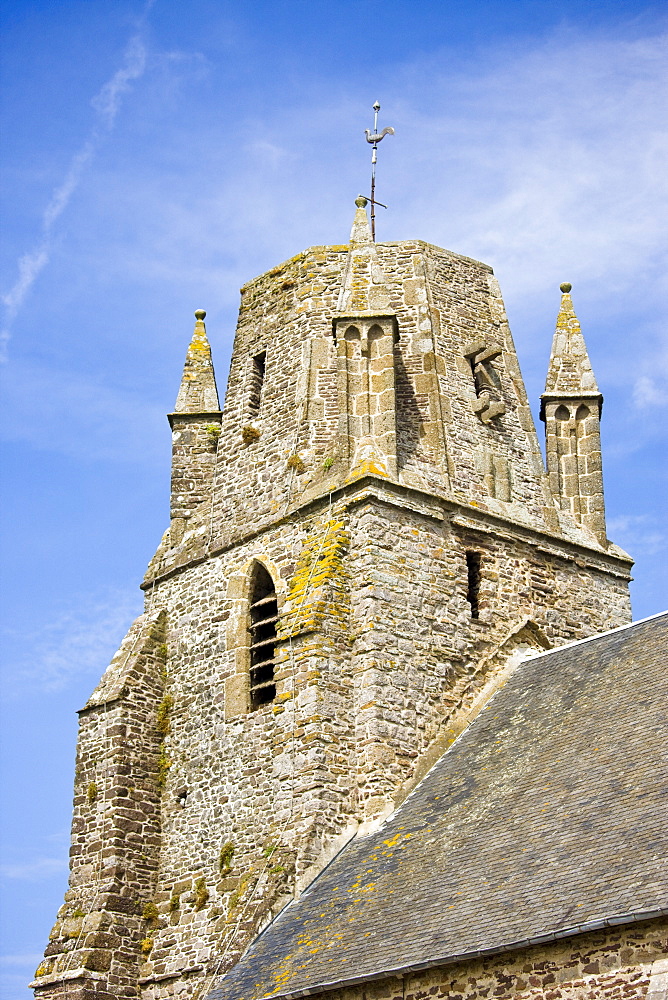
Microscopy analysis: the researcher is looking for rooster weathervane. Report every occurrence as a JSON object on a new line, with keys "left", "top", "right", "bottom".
{"left": 364, "top": 101, "right": 394, "bottom": 241}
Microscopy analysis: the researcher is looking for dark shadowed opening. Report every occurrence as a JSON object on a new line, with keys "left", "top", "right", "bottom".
{"left": 466, "top": 551, "right": 481, "bottom": 619}
{"left": 248, "top": 351, "right": 266, "bottom": 416}
{"left": 249, "top": 563, "right": 277, "bottom": 710}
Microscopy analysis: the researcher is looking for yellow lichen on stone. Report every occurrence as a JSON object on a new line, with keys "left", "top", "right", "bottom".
{"left": 281, "top": 516, "right": 350, "bottom": 638}
{"left": 346, "top": 458, "right": 390, "bottom": 482}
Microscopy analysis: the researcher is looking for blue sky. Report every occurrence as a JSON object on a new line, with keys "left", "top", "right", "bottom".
{"left": 1, "top": 1, "right": 666, "bottom": 994}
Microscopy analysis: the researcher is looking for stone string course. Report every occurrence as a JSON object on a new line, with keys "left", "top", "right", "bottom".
{"left": 33, "top": 217, "right": 638, "bottom": 1000}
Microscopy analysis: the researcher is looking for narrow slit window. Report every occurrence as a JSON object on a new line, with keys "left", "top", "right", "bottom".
{"left": 248, "top": 351, "right": 266, "bottom": 417}
{"left": 249, "top": 564, "right": 277, "bottom": 710}
{"left": 466, "top": 551, "right": 481, "bottom": 619}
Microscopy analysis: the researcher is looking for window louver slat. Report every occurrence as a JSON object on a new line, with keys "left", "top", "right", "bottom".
{"left": 249, "top": 613, "right": 279, "bottom": 629}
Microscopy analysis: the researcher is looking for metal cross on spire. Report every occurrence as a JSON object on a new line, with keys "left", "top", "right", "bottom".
{"left": 364, "top": 101, "right": 394, "bottom": 241}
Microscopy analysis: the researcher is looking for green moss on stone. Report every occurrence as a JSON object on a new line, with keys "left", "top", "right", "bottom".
{"left": 142, "top": 901, "right": 159, "bottom": 923}
{"left": 219, "top": 841, "right": 235, "bottom": 874}
{"left": 242, "top": 425, "right": 261, "bottom": 444}
{"left": 194, "top": 876, "right": 209, "bottom": 911}
{"left": 156, "top": 693, "right": 173, "bottom": 736}
{"left": 205, "top": 424, "right": 221, "bottom": 446}
{"left": 157, "top": 744, "right": 171, "bottom": 788}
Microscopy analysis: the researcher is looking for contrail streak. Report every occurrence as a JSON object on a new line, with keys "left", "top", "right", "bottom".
{"left": 0, "top": 24, "right": 150, "bottom": 358}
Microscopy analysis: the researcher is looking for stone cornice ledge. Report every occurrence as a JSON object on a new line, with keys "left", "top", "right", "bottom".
{"left": 30, "top": 969, "right": 104, "bottom": 989}
{"left": 139, "top": 964, "right": 203, "bottom": 984}
{"left": 167, "top": 410, "right": 222, "bottom": 429}
{"left": 142, "top": 474, "right": 633, "bottom": 590}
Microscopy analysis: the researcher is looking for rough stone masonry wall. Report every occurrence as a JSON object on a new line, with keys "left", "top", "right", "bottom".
{"left": 542, "top": 398, "right": 606, "bottom": 544}
{"left": 136, "top": 508, "right": 360, "bottom": 995}
{"left": 305, "top": 918, "right": 668, "bottom": 1000}
{"left": 169, "top": 414, "right": 222, "bottom": 539}
{"left": 414, "top": 246, "right": 551, "bottom": 521}
{"left": 209, "top": 245, "right": 348, "bottom": 541}
{"left": 345, "top": 490, "right": 631, "bottom": 818}
{"left": 132, "top": 480, "right": 630, "bottom": 999}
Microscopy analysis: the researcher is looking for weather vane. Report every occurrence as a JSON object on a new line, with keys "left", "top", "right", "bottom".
{"left": 364, "top": 101, "right": 394, "bottom": 241}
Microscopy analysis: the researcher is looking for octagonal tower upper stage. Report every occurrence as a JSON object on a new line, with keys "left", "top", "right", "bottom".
{"left": 145, "top": 202, "right": 630, "bottom": 587}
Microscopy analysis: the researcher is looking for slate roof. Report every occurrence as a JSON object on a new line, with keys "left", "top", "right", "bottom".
{"left": 211, "top": 613, "right": 668, "bottom": 1000}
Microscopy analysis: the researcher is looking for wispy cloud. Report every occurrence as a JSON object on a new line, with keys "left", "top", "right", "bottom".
{"left": 94, "top": 24, "right": 667, "bottom": 327}
{"left": 0, "top": 29, "right": 149, "bottom": 358}
{"left": 633, "top": 375, "right": 668, "bottom": 409}
{"left": 0, "top": 360, "right": 165, "bottom": 464}
{"left": 607, "top": 514, "right": 667, "bottom": 555}
{"left": 91, "top": 34, "right": 147, "bottom": 127}
{"left": 0, "top": 858, "right": 68, "bottom": 882}
{"left": 385, "top": 30, "right": 668, "bottom": 310}
{"left": 2, "top": 587, "right": 143, "bottom": 695}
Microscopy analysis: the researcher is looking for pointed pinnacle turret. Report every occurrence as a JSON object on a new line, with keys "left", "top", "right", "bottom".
{"left": 174, "top": 309, "right": 220, "bottom": 412}
{"left": 350, "top": 195, "right": 373, "bottom": 245}
{"left": 338, "top": 197, "right": 392, "bottom": 313}
{"left": 540, "top": 284, "right": 607, "bottom": 544}
{"left": 543, "top": 283, "right": 599, "bottom": 397}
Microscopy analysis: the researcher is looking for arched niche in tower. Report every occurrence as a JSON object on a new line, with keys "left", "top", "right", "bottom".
{"left": 333, "top": 313, "right": 398, "bottom": 477}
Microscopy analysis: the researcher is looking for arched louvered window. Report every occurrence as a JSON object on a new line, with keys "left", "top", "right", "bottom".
{"left": 248, "top": 564, "right": 277, "bottom": 710}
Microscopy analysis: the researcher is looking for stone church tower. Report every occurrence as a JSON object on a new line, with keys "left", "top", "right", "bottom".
{"left": 32, "top": 199, "right": 633, "bottom": 1000}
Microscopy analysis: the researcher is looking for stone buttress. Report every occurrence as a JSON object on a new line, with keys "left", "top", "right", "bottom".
{"left": 32, "top": 612, "right": 167, "bottom": 1000}
{"left": 33, "top": 201, "right": 634, "bottom": 1000}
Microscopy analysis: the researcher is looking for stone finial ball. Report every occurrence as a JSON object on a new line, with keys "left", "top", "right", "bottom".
{"left": 194, "top": 309, "right": 207, "bottom": 321}
{"left": 355, "top": 195, "right": 368, "bottom": 208}
{"left": 560, "top": 283, "right": 572, "bottom": 294}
